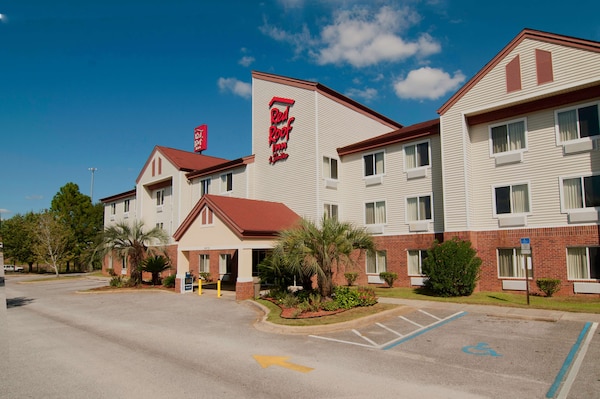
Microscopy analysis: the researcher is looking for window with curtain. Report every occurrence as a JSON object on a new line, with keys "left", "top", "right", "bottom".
{"left": 407, "top": 195, "right": 432, "bottom": 221}
{"left": 323, "top": 156, "right": 338, "bottom": 179}
{"left": 491, "top": 120, "right": 526, "bottom": 154}
{"left": 365, "top": 201, "right": 386, "bottom": 224}
{"left": 219, "top": 254, "right": 232, "bottom": 275}
{"left": 408, "top": 250, "right": 428, "bottom": 275}
{"left": 497, "top": 248, "right": 526, "bottom": 278}
{"left": 323, "top": 203, "right": 338, "bottom": 220}
{"left": 156, "top": 189, "right": 165, "bottom": 206}
{"left": 557, "top": 104, "right": 600, "bottom": 142}
{"left": 494, "top": 184, "right": 530, "bottom": 215}
{"left": 199, "top": 254, "right": 210, "bottom": 273}
{"left": 364, "top": 152, "right": 384, "bottom": 176}
{"left": 221, "top": 173, "right": 233, "bottom": 192}
{"left": 110, "top": 203, "right": 116, "bottom": 215}
{"left": 405, "top": 141, "right": 430, "bottom": 169}
{"left": 567, "top": 247, "right": 600, "bottom": 280}
{"left": 201, "top": 178, "right": 211, "bottom": 196}
{"left": 366, "top": 250, "right": 387, "bottom": 274}
{"left": 562, "top": 175, "right": 600, "bottom": 210}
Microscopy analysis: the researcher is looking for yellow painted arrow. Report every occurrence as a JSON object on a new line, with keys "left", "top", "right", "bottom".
{"left": 253, "top": 355, "right": 314, "bottom": 373}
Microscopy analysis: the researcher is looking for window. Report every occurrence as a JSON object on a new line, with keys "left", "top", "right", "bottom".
{"left": 323, "top": 156, "right": 338, "bottom": 180}
{"left": 201, "top": 178, "right": 211, "bottom": 196}
{"left": 220, "top": 254, "right": 232, "bottom": 275}
{"left": 364, "top": 152, "right": 384, "bottom": 176}
{"left": 408, "top": 250, "right": 428, "bottom": 276}
{"left": 252, "top": 249, "right": 270, "bottom": 277}
{"left": 121, "top": 257, "right": 127, "bottom": 271}
{"left": 366, "top": 250, "right": 387, "bottom": 274}
{"left": 407, "top": 195, "right": 432, "bottom": 221}
{"left": 124, "top": 200, "right": 130, "bottom": 213}
{"left": 494, "top": 184, "right": 530, "bottom": 215}
{"left": 557, "top": 103, "right": 600, "bottom": 142}
{"left": 156, "top": 222, "right": 163, "bottom": 230}
{"left": 567, "top": 247, "right": 600, "bottom": 280}
{"left": 404, "top": 141, "right": 430, "bottom": 169}
{"left": 221, "top": 173, "right": 233, "bottom": 192}
{"left": 323, "top": 203, "right": 338, "bottom": 220}
{"left": 110, "top": 203, "right": 116, "bottom": 215}
{"left": 490, "top": 119, "right": 526, "bottom": 154}
{"left": 156, "top": 189, "right": 165, "bottom": 206}
{"left": 199, "top": 254, "right": 210, "bottom": 273}
{"left": 562, "top": 175, "right": 600, "bottom": 210}
{"left": 365, "top": 201, "right": 386, "bottom": 225}
{"left": 497, "top": 248, "right": 527, "bottom": 278}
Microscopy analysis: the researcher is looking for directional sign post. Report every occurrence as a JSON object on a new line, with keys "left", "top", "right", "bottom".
{"left": 521, "top": 238, "right": 531, "bottom": 305}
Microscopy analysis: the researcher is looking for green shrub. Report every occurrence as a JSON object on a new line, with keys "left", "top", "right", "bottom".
{"left": 332, "top": 286, "right": 360, "bottom": 309}
{"left": 344, "top": 272, "right": 359, "bottom": 286}
{"left": 280, "top": 293, "right": 300, "bottom": 308}
{"left": 356, "top": 286, "right": 378, "bottom": 306}
{"left": 107, "top": 268, "right": 117, "bottom": 277}
{"left": 162, "top": 274, "right": 176, "bottom": 288}
{"left": 422, "top": 238, "right": 482, "bottom": 297}
{"left": 109, "top": 276, "right": 123, "bottom": 287}
{"left": 536, "top": 278, "right": 561, "bottom": 297}
{"left": 199, "top": 272, "right": 212, "bottom": 282}
{"left": 379, "top": 272, "right": 398, "bottom": 288}
{"left": 321, "top": 299, "right": 341, "bottom": 311}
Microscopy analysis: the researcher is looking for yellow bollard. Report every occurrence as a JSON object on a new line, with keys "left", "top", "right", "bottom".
{"left": 198, "top": 279, "right": 202, "bottom": 296}
{"left": 217, "top": 279, "right": 221, "bottom": 297}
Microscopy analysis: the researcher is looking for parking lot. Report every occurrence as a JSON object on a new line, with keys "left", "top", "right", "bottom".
{"left": 2, "top": 275, "right": 599, "bottom": 398}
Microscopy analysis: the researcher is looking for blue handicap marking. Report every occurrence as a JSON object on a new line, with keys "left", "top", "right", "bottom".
{"left": 462, "top": 342, "right": 502, "bottom": 357}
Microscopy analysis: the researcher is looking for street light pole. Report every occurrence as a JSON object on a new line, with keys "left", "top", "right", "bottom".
{"left": 88, "top": 168, "right": 97, "bottom": 203}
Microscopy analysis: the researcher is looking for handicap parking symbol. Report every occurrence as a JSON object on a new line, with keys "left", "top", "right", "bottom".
{"left": 462, "top": 342, "right": 502, "bottom": 357}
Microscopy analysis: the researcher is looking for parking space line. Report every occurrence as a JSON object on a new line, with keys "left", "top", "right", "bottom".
{"left": 419, "top": 309, "right": 442, "bottom": 321}
{"left": 352, "top": 329, "right": 378, "bottom": 346}
{"left": 547, "top": 321, "right": 598, "bottom": 399}
{"left": 399, "top": 315, "right": 424, "bottom": 328}
{"left": 382, "top": 311, "right": 467, "bottom": 351}
{"left": 376, "top": 322, "right": 404, "bottom": 337}
{"left": 310, "top": 334, "right": 377, "bottom": 349}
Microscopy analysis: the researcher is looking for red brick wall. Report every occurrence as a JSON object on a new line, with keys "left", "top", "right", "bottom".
{"left": 236, "top": 281, "right": 254, "bottom": 300}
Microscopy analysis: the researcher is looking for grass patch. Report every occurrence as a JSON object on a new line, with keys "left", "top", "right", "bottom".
{"left": 374, "top": 287, "right": 600, "bottom": 314}
{"left": 256, "top": 299, "right": 397, "bottom": 326}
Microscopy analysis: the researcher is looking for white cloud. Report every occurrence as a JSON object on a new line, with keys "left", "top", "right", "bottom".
{"left": 238, "top": 56, "right": 255, "bottom": 67}
{"left": 217, "top": 77, "right": 252, "bottom": 99}
{"left": 345, "top": 87, "right": 378, "bottom": 102}
{"left": 393, "top": 67, "right": 466, "bottom": 100}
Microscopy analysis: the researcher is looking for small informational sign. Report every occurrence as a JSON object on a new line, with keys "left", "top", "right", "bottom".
{"left": 182, "top": 273, "right": 194, "bottom": 293}
{"left": 520, "top": 237, "right": 531, "bottom": 255}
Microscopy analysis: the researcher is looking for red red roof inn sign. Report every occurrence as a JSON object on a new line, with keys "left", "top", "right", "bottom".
{"left": 268, "top": 97, "right": 295, "bottom": 164}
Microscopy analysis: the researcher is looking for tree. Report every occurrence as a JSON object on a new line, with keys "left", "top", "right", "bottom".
{"left": 272, "top": 217, "right": 375, "bottom": 298}
{"left": 32, "top": 211, "right": 70, "bottom": 277}
{"left": 422, "top": 238, "right": 482, "bottom": 297}
{"left": 1, "top": 212, "right": 39, "bottom": 272}
{"left": 99, "top": 220, "right": 169, "bottom": 285}
{"left": 141, "top": 255, "right": 171, "bottom": 285}
{"left": 50, "top": 183, "right": 103, "bottom": 272}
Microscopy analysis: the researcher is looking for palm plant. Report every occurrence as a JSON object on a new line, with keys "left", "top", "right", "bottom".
{"left": 98, "top": 220, "right": 169, "bottom": 285}
{"left": 141, "top": 255, "right": 171, "bottom": 285}
{"left": 273, "top": 217, "right": 375, "bottom": 298}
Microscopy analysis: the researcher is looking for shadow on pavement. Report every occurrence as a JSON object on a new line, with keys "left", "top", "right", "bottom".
{"left": 7, "top": 297, "right": 35, "bottom": 308}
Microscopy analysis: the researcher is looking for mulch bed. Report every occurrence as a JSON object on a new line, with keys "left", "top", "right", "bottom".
{"left": 266, "top": 298, "right": 347, "bottom": 319}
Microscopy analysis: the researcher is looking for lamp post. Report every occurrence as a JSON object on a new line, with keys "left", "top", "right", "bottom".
{"left": 88, "top": 168, "right": 97, "bottom": 203}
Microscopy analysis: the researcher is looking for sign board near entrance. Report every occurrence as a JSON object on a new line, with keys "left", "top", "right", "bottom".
{"left": 520, "top": 237, "right": 531, "bottom": 255}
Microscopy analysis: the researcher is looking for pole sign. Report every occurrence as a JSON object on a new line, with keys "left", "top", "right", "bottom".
{"left": 520, "top": 237, "right": 531, "bottom": 255}
{"left": 268, "top": 97, "right": 295, "bottom": 164}
{"left": 194, "top": 124, "right": 208, "bottom": 153}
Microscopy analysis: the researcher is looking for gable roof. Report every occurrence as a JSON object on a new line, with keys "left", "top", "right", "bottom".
{"left": 337, "top": 119, "right": 440, "bottom": 156}
{"left": 438, "top": 28, "right": 600, "bottom": 116}
{"left": 100, "top": 189, "right": 136, "bottom": 203}
{"left": 173, "top": 194, "right": 300, "bottom": 241}
{"left": 252, "top": 71, "right": 403, "bottom": 130}
{"left": 186, "top": 155, "right": 255, "bottom": 180}
{"left": 136, "top": 146, "right": 230, "bottom": 183}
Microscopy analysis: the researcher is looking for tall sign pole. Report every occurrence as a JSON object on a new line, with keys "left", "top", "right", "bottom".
{"left": 521, "top": 238, "right": 531, "bottom": 305}
{"left": 88, "top": 167, "right": 97, "bottom": 203}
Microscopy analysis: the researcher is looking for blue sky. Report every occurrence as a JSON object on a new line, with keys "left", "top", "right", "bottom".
{"left": 1, "top": 0, "right": 599, "bottom": 219}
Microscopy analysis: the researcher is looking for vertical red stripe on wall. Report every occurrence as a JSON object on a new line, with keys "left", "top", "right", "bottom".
{"left": 158, "top": 157, "right": 162, "bottom": 175}
{"left": 536, "top": 49, "right": 554, "bottom": 85}
{"left": 152, "top": 160, "right": 155, "bottom": 177}
{"left": 505, "top": 55, "right": 522, "bottom": 93}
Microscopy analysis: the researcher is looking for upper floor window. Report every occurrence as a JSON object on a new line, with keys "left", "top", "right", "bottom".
{"left": 124, "top": 199, "right": 130, "bottom": 213}
{"left": 365, "top": 201, "right": 386, "bottom": 225}
{"left": 110, "top": 203, "right": 116, "bottom": 215}
{"left": 221, "top": 173, "right": 233, "bottom": 193}
{"left": 404, "top": 141, "right": 430, "bottom": 169}
{"left": 562, "top": 175, "right": 600, "bottom": 210}
{"left": 556, "top": 103, "right": 600, "bottom": 142}
{"left": 201, "top": 178, "right": 211, "bottom": 196}
{"left": 407, "top": 195, "right": 432, "bottom": 221}
{"left": 156, "top": 189, "right": 165, "bottom": 206}
{"left": 567, "top": 247, "right": 600, "bottom": 280}
{"left": 323, "top": 156, "right": 338, "bottom": 180}
{"left": 498, "top": 248, "right": 526, "bottom": 278}
{"left": 494, "top": 183, "right": 530, "bottom": 215}
{"left": 364, "top": 151, "right": 384, "bottom": 176}
{"left": 366, "top": 250, "right": 387, "bottom": 274}
{"left": 156, "top": 222, "right": 164, "bottom": 230}
{"left": 408, "top": 250, "right": 427, "bottom": 276}
{"left": 490, "top": 119, "right": 526, "bottom": 154}
{"left": 323, "top": 203, "right": 338, "bottom": 220}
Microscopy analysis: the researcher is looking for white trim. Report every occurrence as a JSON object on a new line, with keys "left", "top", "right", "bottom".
{"left": 362, "top": 149, "right": 386, "bottom": 178}
{"left": 364, "top": 199, "right": 387, "bottom": 227}
{"left": 491, "top": 180, "right": 532, "bottom": 217}
{"left": 555, "top": 100, "right": 600, "bottom": 145}
{"left": 488, "top": 117, "right": 528, "bottom": 157}
{"left": 405, "top": 192, "right": 434, "bottom": 224}
{"left": 403, "top": 138, "right": 432, "bottom": 171}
